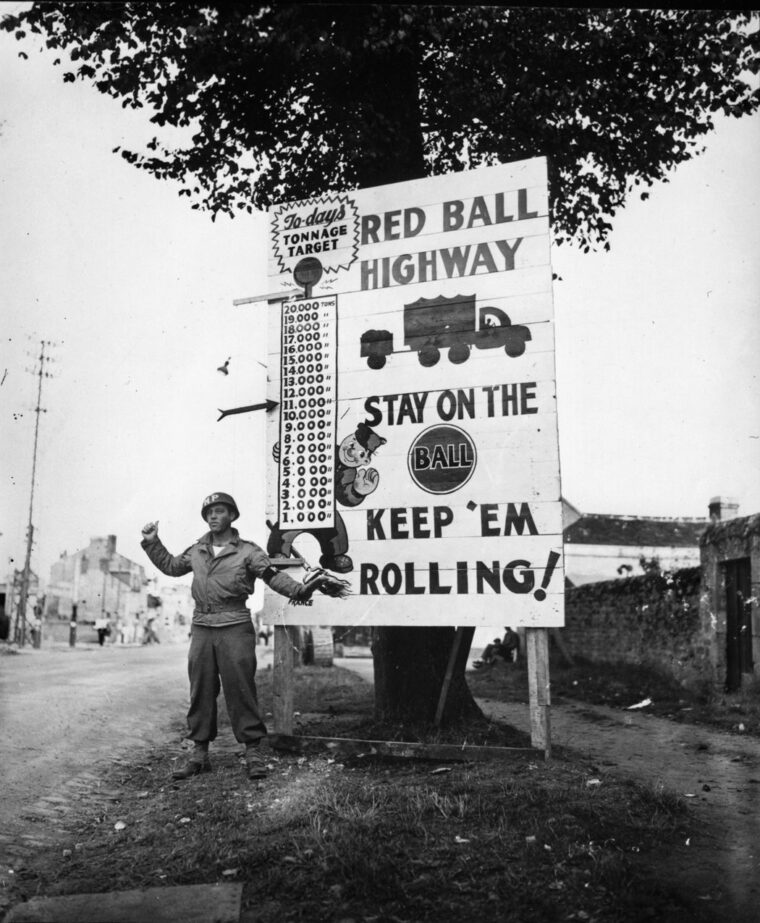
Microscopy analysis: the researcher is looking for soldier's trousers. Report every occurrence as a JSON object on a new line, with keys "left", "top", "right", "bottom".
{"left": 186, "top": 621, "right": 267, "bottom": 744}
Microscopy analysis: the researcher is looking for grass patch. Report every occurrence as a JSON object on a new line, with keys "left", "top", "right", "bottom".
{"left": 6, "top": 664, "right": 710, "bottom": 922}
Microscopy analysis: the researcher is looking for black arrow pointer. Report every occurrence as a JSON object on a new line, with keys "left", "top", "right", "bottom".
{"left": 217, "top": 399, "right": 279, "bottom": 422}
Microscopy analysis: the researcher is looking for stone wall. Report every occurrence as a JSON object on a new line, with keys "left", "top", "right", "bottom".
{"left": 562, "top": 566, "right": 709, "bottom": 689}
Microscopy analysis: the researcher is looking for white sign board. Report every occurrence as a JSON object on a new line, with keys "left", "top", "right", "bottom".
{"left": 263, "top": 157, "right": 564, "bottom": 627}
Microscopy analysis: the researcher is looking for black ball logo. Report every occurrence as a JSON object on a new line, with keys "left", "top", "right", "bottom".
{"left": 408, "top": 425, "right": 477, "bottom": 495}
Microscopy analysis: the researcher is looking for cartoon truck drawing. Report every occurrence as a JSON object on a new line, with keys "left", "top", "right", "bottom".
{"left": 360, "top": 294, "right": 531, "bottom": 369}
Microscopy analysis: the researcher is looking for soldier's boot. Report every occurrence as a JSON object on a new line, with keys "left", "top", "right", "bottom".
{"left": 172, "top": 744, "right": 211, "bottom": 780}
{"left": 244, "top": 743, "right": 269, "bottom": 780}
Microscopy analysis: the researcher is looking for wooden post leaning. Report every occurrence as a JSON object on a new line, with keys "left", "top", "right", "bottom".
{"left": 434, "top": 626, "right": 466, "bottom": 727}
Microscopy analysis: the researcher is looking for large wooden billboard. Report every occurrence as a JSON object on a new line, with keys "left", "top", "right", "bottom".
{"left": 263, "top": 157, "right": 563, "bottom": 628}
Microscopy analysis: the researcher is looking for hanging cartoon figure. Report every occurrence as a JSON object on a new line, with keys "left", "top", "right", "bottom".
{"left": 267, "top": 421, "right": 386, "bottom": 574}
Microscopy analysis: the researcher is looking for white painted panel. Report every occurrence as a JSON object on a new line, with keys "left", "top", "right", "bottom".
{"left": 351, "top": 468, "right": 561, "bottom": 510}
{"left": 262, "top": 583, "right": 564, "bottom": 627}
{"left": 268, "top": 337, "right": 557, "bottom": 400}
{"left": 334, "top": 285, "right": 555, "bottom": 325}
{"left": 267, "top": 215, "right": 550, "bottom": 279}
{"left": 266, "top": 158, "right": 550, "bottom": 270}
{"left": 265, "top": 475, "right": 562, "bottom": 526}
{"left": 333, "top": 262, "right": 554, "bottom": 307}
{"left": 344, "top": 535, "right": 563, "bottom": 569}
{"left": 340, "top": 499, "right": 564, "bottom": 541}
{"left": 268, "top": 365, "right": 558, "bottom": 416}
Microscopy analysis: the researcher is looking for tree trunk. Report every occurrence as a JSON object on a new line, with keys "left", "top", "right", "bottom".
{"left": 372, "top": 627, "right": 481, "bottom": 724}
{"left": 351, "top": 31, "right": 483, "bottom": 729}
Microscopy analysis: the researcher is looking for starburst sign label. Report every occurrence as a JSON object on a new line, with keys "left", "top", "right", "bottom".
{"left": 271, "top": 194, "right": 360, "bottom": 277}
{"left": 265, "top": 157, "right": 564, "bottom": 628}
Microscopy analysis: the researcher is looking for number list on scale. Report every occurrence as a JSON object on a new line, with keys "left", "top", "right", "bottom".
{"left": 278, "top": 296, "right": 338, "bottom": 530}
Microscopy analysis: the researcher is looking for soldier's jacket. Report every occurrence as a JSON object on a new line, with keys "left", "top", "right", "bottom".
{"left": 141, "top": 528, "right": 306, "bottom": 627}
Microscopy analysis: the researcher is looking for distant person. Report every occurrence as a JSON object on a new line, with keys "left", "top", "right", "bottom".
{"left": 481, "top": 638, "right": 502, "bottom": 665}
{"left": 143, "top": 612, "right": 161, "bottom": 645}
{"left": 94, "top": 616, "right": 110, "bottom": 646}
{"left": 500, "top": 627, "right": 520, "bottom": 663}
{"left": 132, "top": 612, "right": 143, "bottom": 645}
{"left": 30, "top": 612, "right": 43, "bottom": 648}
{"left": 258, "top": 625, "right": 272, "bottom": 646}
{"left": 141, "top": 491, "right": 348, "bottom": 782}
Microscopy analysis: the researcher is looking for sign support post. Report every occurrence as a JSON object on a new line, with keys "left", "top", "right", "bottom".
{"left": 273, "top": 625, "right": 296, "bottom": 735}
{"left": 526, "top": 627, "right": 551, "bottom": 757}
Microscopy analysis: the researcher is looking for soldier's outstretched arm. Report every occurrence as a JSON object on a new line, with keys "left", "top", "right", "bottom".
{"left": 140, "top": 522, "right": 193, "bottom": 577}
{"left": 250, "top": 548, "right": 349, "bottom": 601}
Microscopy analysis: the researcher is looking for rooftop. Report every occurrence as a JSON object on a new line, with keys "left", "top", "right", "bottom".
{"left": 564, "top": 513, "right": 709, "bottom": 548}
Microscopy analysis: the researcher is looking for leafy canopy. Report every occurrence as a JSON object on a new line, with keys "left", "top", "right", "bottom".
{"left": 4, "top": 4, "right": 758, "bottom": 250}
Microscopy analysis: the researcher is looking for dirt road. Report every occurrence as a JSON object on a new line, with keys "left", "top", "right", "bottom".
{"left": 0, "top": 644, "right": 189, "bottom": 880}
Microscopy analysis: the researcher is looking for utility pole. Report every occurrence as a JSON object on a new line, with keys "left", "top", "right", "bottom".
{"left": 14, "top": 339, "right": 57, "bottom": 647}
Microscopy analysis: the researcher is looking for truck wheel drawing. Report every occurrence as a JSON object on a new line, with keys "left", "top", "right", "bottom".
{"left": 360, "top": 294, "right": 531, "bottom": 369}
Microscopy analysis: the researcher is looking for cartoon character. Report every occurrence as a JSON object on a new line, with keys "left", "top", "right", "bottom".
{"left": 268, "top": 421, "right": 386, "bottom": 574}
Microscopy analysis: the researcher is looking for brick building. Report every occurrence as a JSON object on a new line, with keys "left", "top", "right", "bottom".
{"left": 46, "top": 535, "right": 148, "bottom": 631}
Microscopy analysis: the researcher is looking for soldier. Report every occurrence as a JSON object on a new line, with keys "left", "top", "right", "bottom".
{"left": 141, "top": 491, "right": 347, "bottom": 781}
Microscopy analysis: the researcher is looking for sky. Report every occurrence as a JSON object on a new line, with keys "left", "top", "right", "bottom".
{"left": 1, "top": 13, "right": 759, "bottom": 592}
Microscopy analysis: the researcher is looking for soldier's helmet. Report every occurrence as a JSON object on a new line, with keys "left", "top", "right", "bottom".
{"left": 201, "top": 492, "right": 240, "bottom": 522}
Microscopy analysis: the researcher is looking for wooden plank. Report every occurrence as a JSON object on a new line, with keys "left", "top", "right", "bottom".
{"left": 268, "top": 212, "right": 551, "bottom": 277}
{"left": 267, "top": 337, "right": 559, "bottom": 397}
{"left": 302, "top": 283, "right": 556, "bottom": 325}
{"left": 526, "top": 627, "right": 551, "bottom": 758}
{"left": 269, "top": 734, "right": 539, "bottom": 762}
{"left": 267, "top": 160, "right": 550, "bottom": 267}
{"left": 262, "top": 587, "right": 564, "bottom": 627}
{"left": 332, "top": 537, "right": 564, "bottom": 570}
{"left": 288, "top": 262, "right": 555, "bottom": 312}
{"left": 265, "top": 460, "right": 562, "bottom": 516}
{"left": 349, "top": 465, "right": 561, "bottom": 509}
{"left": 272, "top": 625, "right": 295, "bottom": 734}
{"left": 233, "top": 288, "right": 300, "bottom": 305}
{"left": 267, "top": 166, "right": 550, "bottom": 257}
{"left": 340, "top": 498, "right": 564, "bottom": 540}
{"left": 265, "top": 284, "right": 555, "bottom": 352}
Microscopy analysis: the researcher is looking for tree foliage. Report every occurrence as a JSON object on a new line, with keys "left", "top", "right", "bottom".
{"left": 4, "top": 4, "right": 759, "bottom": 251}
{"left": 4, "top": 4, "right": 759, "bottom": 724}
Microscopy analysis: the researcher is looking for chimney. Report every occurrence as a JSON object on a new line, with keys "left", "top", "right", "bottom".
{"left": 708, "top": 496, "right": 739, "bottom": 523}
